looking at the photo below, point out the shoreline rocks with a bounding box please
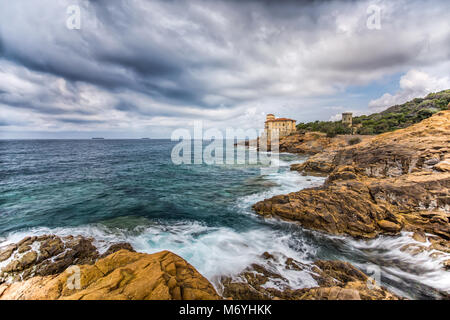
[0,249,220,300]
[253,111,450,270]
[220,252,400,300]
[0,235,134,284]
[1,112,448,300]
[253,171,449,240]
[0,235,405,300]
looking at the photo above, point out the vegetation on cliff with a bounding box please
[255,110,450,274]
[296,89,450,135]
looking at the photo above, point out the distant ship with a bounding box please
[91,137,105,140]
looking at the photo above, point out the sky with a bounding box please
[0,0,449,139]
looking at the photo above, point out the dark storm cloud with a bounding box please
[0,0,449,137]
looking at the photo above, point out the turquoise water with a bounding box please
[0,140,448,299]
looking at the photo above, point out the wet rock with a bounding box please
[428,238,450,254]
[412,232,427,243]
[400,244,427,255]
[220,256,400,300]
[16,237,37,248]
[301,286,361,300]
[377,220,402,233]
[0,250,220,300]
[17,245,31,254]
[253,181,392,239]
[443,260,450,270]
[19,251,38,270]
[254,171,449,239]
[285,257,307,271]
[0,235,137,284]
[100,242,135,259]
[312,260,367,286]
[39,236,64,259]
[0,244,17,262]
[2,260,20,273]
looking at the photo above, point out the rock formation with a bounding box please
[0,235,401,300]
[254,110,450,269]
[1,112,448,300]
[220,252,400,300]
[254,169,449,239]
[279,132,371,155]
[0,238,220,300]
[290,110,450,176]
[0,235,138,284]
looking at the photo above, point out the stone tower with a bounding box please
[342,112,353,127]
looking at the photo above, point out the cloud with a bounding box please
[0,0,449,137]
[368,70,450,111]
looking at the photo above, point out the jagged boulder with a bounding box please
[0,235,135,284]
[220,253,400,300]
[0,250,220,300]
[253,172,449,239]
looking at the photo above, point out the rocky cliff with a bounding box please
[254,110,450,270]
[0,236,220,300]
[279,132,371,155]
[290,110,450,176]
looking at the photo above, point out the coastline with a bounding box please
[1,112,449,300]
[0,149,398,300]
[251,110,450,298]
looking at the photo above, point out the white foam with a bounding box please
[0,221,319,292]
[344,232,450,294]
[236,156,325,212]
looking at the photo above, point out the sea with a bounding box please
[0,139,448,299]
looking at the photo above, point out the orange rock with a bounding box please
[255,111,450,241]
[0,250,220,300]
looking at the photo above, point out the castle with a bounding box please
[263,114,296,143]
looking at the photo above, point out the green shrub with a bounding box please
[357,126,374,135]
[326,130,337,138]
[295,89,449,136]
[348,137,361,145]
